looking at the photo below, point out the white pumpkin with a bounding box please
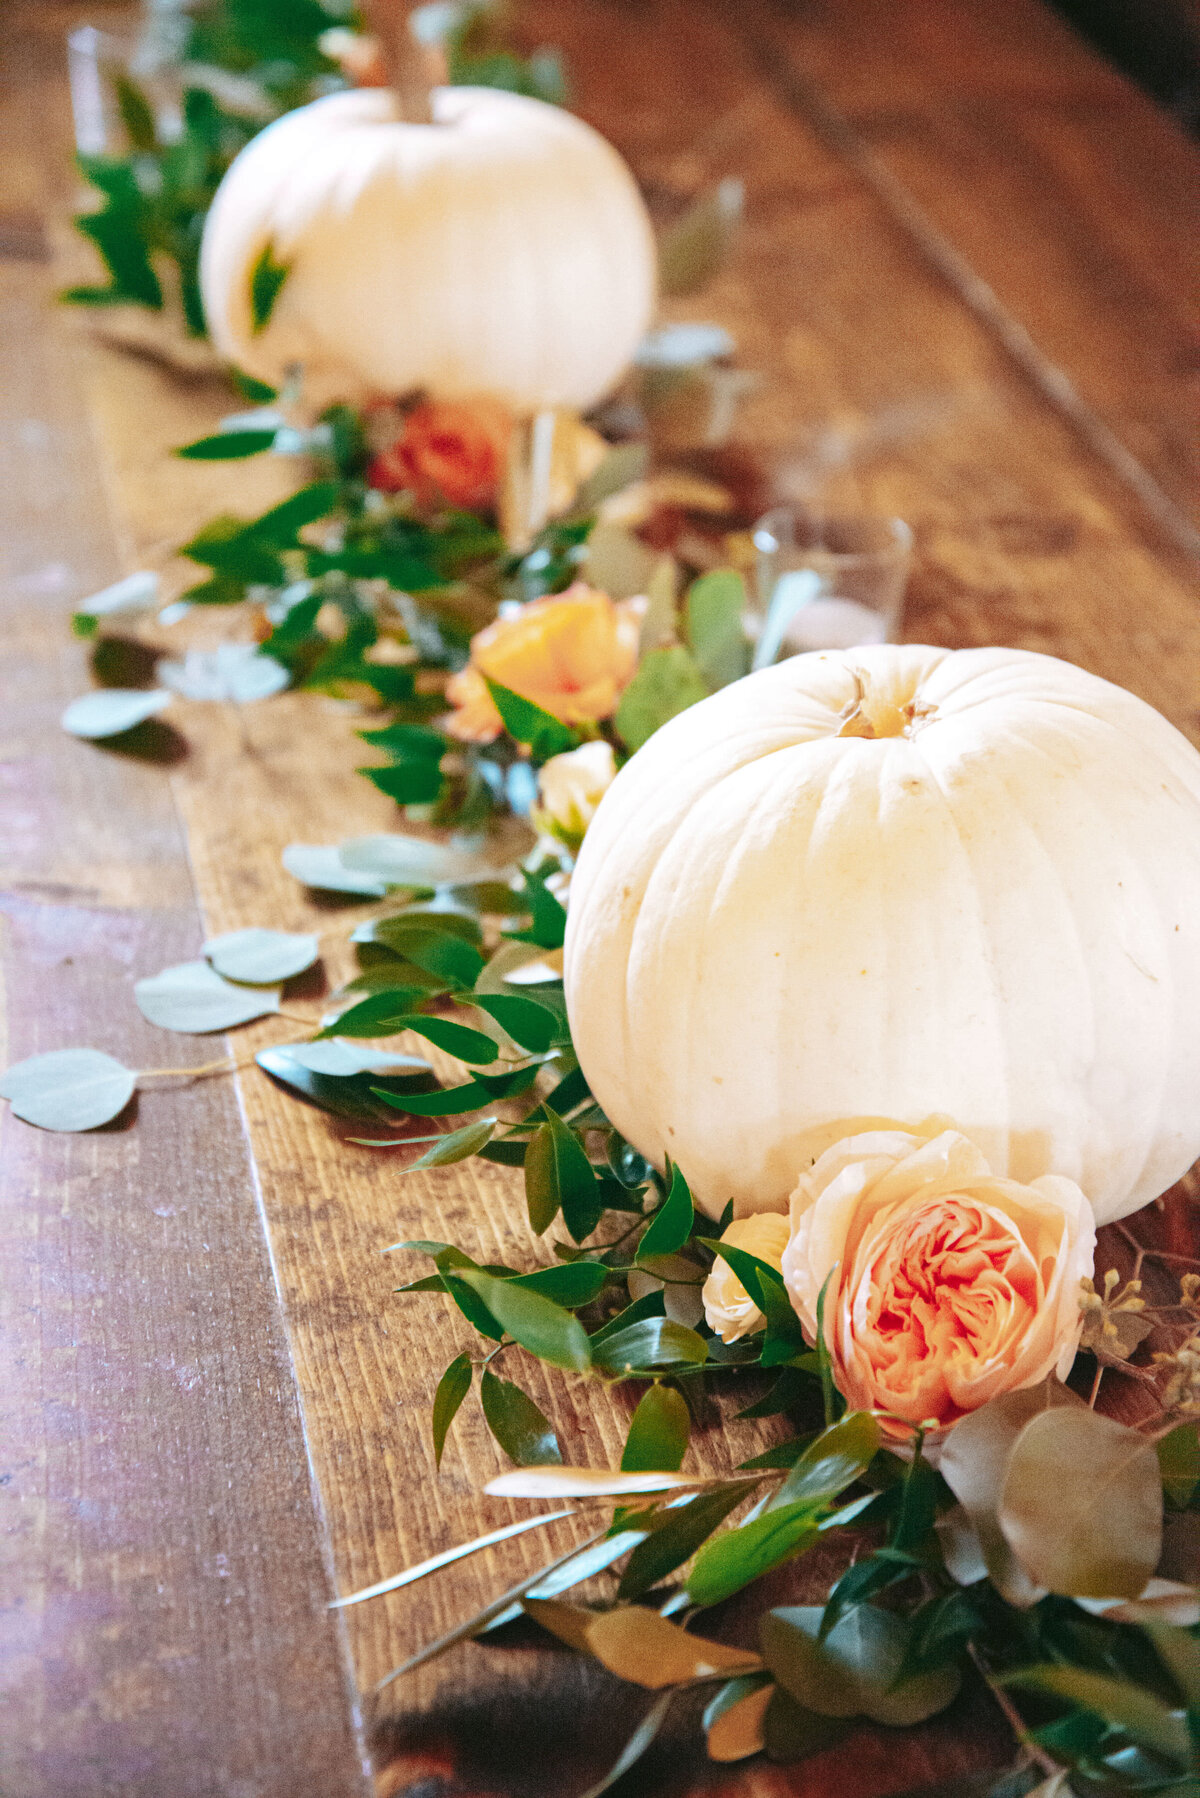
[199,86,657,413]
[564,645,1200,1225]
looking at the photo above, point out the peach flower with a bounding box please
[703,1213,791,1344]
[444,584,641,743]
[780,1128,1095,1433]
[367,398,512,511]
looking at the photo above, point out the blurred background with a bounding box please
[1050,0,1200,129]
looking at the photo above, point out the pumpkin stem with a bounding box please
[364,0,438,123]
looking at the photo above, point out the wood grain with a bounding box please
[8,0,1200,1792]
[0,13,368,1798]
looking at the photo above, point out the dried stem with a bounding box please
[364,0,435,123]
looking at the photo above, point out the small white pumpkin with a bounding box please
[564,645,1200,1225]
[199,85,657,412]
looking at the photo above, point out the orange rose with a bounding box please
[780,1127,1095,1434]
[367,398,512,511]
[444,584,641,743]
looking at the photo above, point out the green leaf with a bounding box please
[574,441,649,510]
[503,872,568,950]
[403,1117,499,1169]
[770,1413,880,1511]
[614,645,709,752]
[0,1048,136,1132]
[508,1262,608,1307]
[317,990,442,1038]
[177,430,277,461]
[459,1271,591,1372]
[483,679,577,758]
[134,960,280,1033]
[997,1406,1163,1598]
[621,1384,691,1473]
[361,761,446,806]
[524,1109,600,1241]
[377,1014,499,1065]
[358,722,448,759]
[687,1502,820,1608]
[589,1292,666,1347]
[470,992,559,1053]
[204,927,319,985]
[1001,1666,1192,1765]
[249,239,290,334]
[1160,1425,1200,1510]
[114,73,157,151]
[432,1354,473,1467]
[617,1482,758,1600]
[685,569,748,689]
[480,1368,562,1465]
[61,688,171,739]
[590,1318,708,1376]
[372,1079,494,1117]
[637,1164,694,1262]
[402,934,485,989]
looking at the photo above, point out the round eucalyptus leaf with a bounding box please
[159,644,289,703]
[272,1040,430,1077]
[204,927,320,985]
[0,1047,136,1132]
[61,688,171,739]
[281,844,387,897]
[337,832,496,885]
[135,961,281,1033]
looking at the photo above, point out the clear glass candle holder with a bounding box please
[749,504,913,666]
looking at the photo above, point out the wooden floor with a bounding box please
[1,1,1198,1794]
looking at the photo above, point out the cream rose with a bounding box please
[780,1127,1095,1433]
[703,1213,791,1344]
[535,741,618,847]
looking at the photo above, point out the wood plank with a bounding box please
[19,0,1200,1790]
[0,15,368,1798]
[732,0,1200,530]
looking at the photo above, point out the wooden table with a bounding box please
[2,1,1198,1794]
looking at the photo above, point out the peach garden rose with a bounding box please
[444,583,641,743]
[780,1127,1095,1433]
[367,397,512,511]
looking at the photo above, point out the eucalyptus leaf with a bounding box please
[762,1686,849,1763]
[704,1676,774,1763]
[998,1406,1163,1599]
[62,688,170,739]
[204,927,319,985]
[480,1368,562,1465]
[614,645,708,752]
[761,1605,961,1728]
[159,643,289,703]
[460,1270,591,1372]
[685,569,748,689]
[135,961,280,1033]
[574,441,649,510]
[1159,1425,1200,1510]
[621,1383,691,1473]
[0,1047,136,1132]
[281,844,388,897]
[338,833,495,885]
[72,570,158,633]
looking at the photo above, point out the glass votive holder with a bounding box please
[750,504,913,666]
